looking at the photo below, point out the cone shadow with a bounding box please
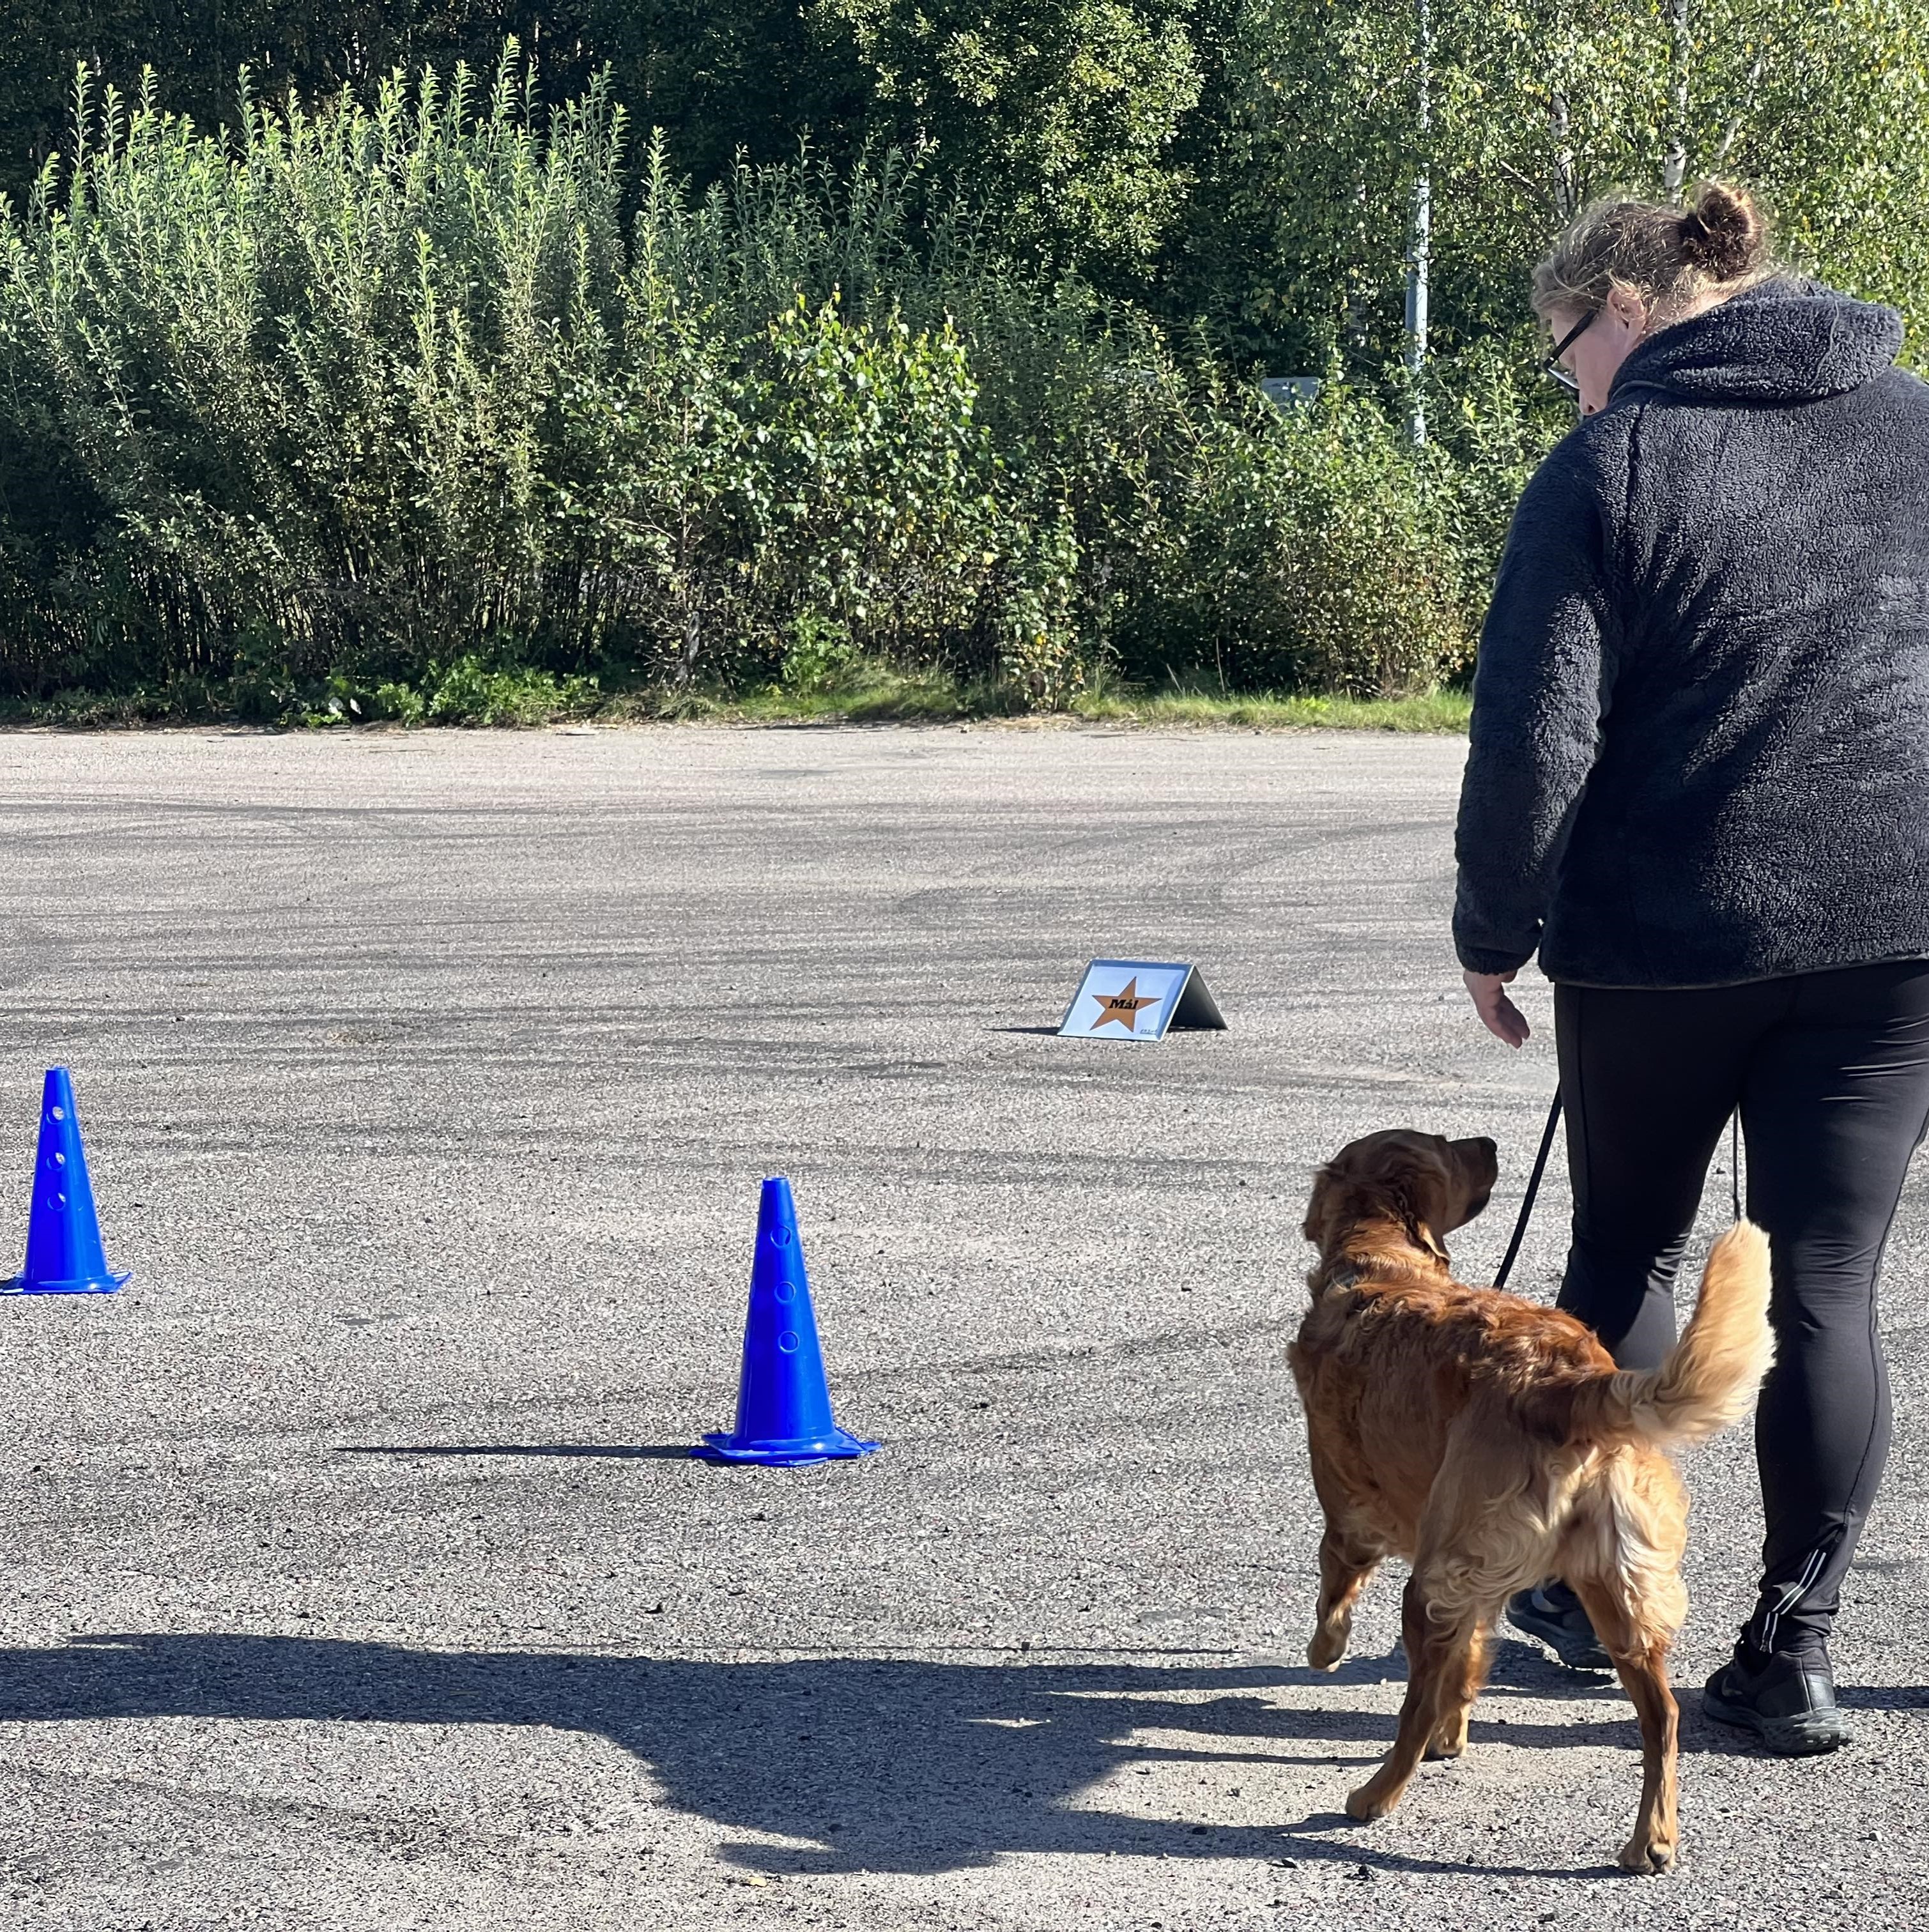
[335,1444,697,1460]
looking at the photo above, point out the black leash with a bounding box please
[1491,1095,1744,1291]
[1493,1092,1562,1289]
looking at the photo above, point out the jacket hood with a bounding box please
[1610,275,1904,406]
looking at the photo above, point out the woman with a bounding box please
[1454,180,1929,1756]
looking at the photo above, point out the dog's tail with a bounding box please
[1569,1221,1774,1448]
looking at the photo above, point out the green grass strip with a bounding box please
[1065,687,1471,732]
[0,660,1473,733]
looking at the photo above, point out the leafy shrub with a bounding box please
[422,657,602,725]
[1107,387,1473,697]
[0,50,1543,718]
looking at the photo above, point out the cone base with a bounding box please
[1,1270,128,1296]
[693,1428,879,1467]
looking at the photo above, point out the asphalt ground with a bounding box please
[0,724,1921,1932]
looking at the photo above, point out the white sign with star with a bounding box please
[1056,960,1227,1042]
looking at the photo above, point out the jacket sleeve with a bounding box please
[1453,448,1619,976]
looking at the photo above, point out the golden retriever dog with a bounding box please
[1291,1128,1772,1873]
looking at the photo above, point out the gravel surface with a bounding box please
[0,724,1921,1931]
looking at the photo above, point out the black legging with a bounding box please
[1555,961,1929,1657]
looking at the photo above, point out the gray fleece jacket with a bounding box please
[1453,275,1929,988]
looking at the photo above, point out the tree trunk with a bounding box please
[1663,0,1690,199]
[1713,45,1767,170]
[1551,86,1576,219]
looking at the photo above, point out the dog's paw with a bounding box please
[1306,1627,1348,1671]
[1616,1834,1677,1875]
[1344,1782,1396,1822]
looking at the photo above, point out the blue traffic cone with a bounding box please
[4,1068,129,1296]
[695,1177,877,1466]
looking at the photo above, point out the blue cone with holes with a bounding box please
[694,1176,877,1466]
[4,1068,129,1295]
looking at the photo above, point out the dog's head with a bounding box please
[1302,1128,1500,1268]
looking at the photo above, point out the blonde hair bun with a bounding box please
[1531,179,1775,321]
[1677,183,1768,281]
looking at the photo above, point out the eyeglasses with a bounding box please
[1542,309,1597,395]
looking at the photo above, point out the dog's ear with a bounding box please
[1301,1164,1337,1247]
[1392,1174,1453,1267]
[1379,1148,1458,1263]
[1409,1204,1451,1264]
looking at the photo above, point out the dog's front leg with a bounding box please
[1345,1574,1465,1821]
[1309,1524,1381,1671]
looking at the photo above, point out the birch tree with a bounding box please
[1221,0,1929,372]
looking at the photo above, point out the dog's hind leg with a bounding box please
[1427,1619,1492,1761]
[1309,1522,1382,1671]
[1345,1571,1475,1821]
[1571,1574,1680,1874]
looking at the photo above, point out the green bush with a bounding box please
[1094,387,1466,697]
[0,51,1549,719]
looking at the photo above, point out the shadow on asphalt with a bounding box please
[0,1636,1676,1880]
[1838,1684,1929,1709]
[337,1445,696,1460]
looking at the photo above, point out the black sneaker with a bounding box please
[1702,1644,1849,1756]
[1506,1582,1611,1672]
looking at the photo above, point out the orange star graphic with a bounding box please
[1090,976,1161,1031]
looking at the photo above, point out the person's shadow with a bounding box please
[0,1634,1643,1879]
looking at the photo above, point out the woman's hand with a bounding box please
[1463,969,1531,1047]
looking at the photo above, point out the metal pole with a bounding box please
[1405,0,1431,445]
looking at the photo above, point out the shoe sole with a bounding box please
[1702,1686,1848,1756]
